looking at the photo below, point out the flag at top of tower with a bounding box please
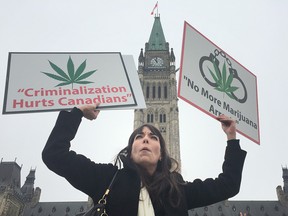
[150,1,158,15]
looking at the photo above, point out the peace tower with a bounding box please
[134,15,181,166]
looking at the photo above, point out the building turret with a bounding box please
[0,160,21,189]
[283,167,288,193]
[277,167,288,207]
[0,160,25,216]
[21,169,36,202]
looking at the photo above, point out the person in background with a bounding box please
[42,102,246,216]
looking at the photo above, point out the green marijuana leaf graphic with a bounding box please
[208,60,238,99]
[41,56,97,88]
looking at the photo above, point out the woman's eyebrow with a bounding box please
[135,132,144,136]
[149,132,158,137]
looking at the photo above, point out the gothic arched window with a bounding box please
[159,109,166,123]
[158,85,161,98]
[160,114,166,123]
[147,114,154,123]
[146,85,150,99]
[147,110,154,123]
[164,85,168,99]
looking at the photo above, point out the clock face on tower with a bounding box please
[150,57,164,67]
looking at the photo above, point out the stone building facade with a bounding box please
[0,160,40,216]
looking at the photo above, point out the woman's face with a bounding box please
[131,126,161,175]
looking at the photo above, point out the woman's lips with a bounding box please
[140,147,151,152]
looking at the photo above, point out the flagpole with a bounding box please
[156,1,158,16]
[150,1,158,16]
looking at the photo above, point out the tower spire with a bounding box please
[146,16,168,51]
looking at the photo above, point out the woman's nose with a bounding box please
[143,136,149,143]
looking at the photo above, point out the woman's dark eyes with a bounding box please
[134,134,159,141]
[151,135,159,141]
[134,134,143,139]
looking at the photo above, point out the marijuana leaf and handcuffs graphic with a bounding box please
[199,49,247,103]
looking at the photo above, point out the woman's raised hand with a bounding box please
[216,114,236,140]
[78,103,101,121]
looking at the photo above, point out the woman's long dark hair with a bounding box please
[115,124,184,208]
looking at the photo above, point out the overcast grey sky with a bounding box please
[1,0,288,202]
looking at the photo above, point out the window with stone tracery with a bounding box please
[164,85,168,99]
[159,109,166,123]
[146,85,150,99]
[147,110,154,123]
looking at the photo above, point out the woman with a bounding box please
[42,103,246,216]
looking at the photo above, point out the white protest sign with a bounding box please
[3,52,146,114]
[178,22,260,144]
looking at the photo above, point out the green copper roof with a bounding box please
[147,16,167,51]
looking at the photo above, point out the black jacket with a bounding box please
[42,107,247,216]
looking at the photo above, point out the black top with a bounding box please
[42,107,247,216]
